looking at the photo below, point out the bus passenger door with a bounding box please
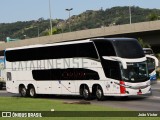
[101,60,121,94]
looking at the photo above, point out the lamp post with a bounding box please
[37,24,40,37]
[49,0,53,35]
[129,6,132,24]
[35,20,40,37]
[65,8,73,32]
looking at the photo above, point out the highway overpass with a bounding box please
[0,20,160,52]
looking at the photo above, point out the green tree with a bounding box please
[138,38,151,48]
[147,13,159,21]
[50,28,62,35]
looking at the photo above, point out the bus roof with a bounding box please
[91,37,137,41]
[6,39,91,51]
[6,37,136,51]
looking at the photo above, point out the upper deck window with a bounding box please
[6,42,98,62]
[94,40,116,57]
[93,39,144,59]
[113,40,145,58]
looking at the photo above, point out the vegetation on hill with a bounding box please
[0,6,160,41]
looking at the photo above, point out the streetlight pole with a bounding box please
[49,0,53,35]
[35,20,40,37]
[129,6,132,24]
[65,8,73,32]
[37,25,39,37]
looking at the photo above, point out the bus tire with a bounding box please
[82,87,91,100]
[29,86,36,98]
[19,85,27,97]
[0,83,3,90]
[96,86,104,101]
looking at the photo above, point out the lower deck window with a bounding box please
[32,68,99,80]
[7,72,12,81]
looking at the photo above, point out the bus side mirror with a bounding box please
[146,55,159,67]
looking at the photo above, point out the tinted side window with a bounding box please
[0,50,4,56]
[7,72,12,81]
[32,68,100,80]
[49,42,98,59]
[6,42,98,62]
[6,47,42,62]
[76,43,98,59]
[101,60,121,80]
[94,40,116,57]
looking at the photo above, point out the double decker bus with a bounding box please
[5,38,151,100]
[143,48,159,83]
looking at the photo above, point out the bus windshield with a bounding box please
[113,40,145,58]
[121,61,149,83]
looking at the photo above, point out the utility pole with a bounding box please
[129,6,132,24]
[49,0,53,35]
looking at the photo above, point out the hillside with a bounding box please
[0,6,160,41]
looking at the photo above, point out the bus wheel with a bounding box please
[0,83,3,90]
[82,87,91,100]
[96,86,104,101]
[19,85,27,97]
[29,86,36,98]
